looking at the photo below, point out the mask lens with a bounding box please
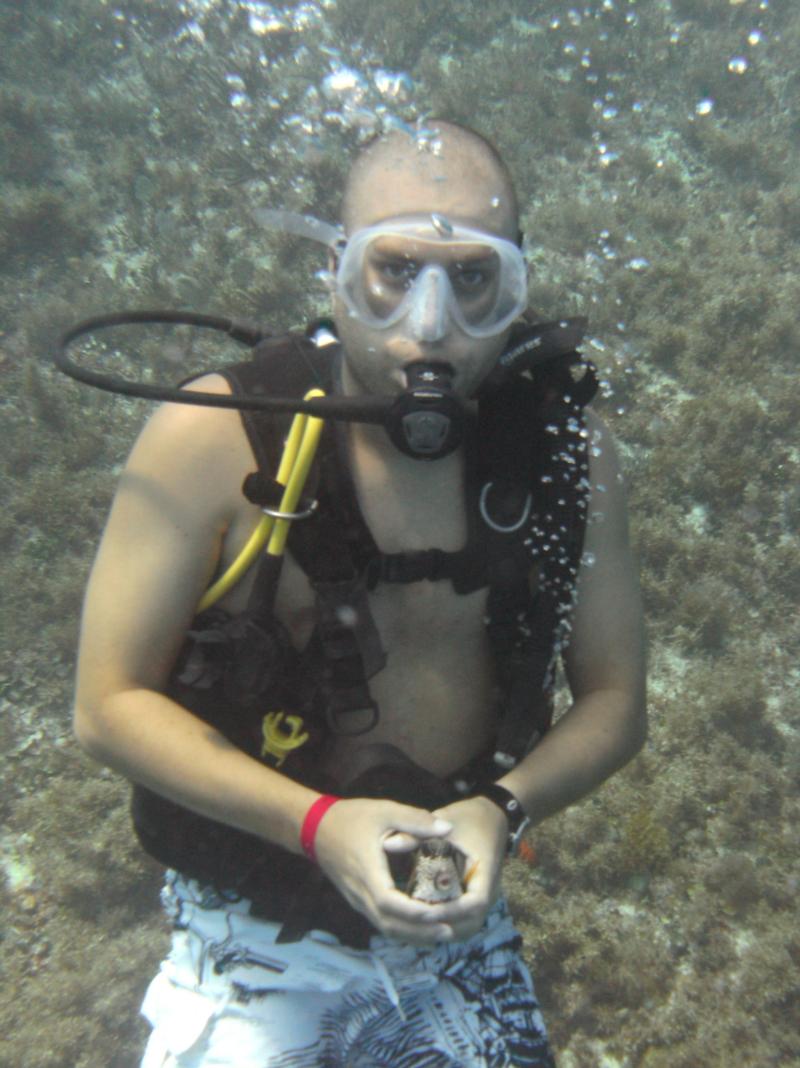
[362,236,425,320]
[337,220,527,337]
[448,246,501,327]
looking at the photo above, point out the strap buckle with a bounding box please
[479,482,532,534]
[261,499,319,522]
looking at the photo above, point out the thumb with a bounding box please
[383,831,419,854]
[385,803,453,839]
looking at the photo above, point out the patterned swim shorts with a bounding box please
[140,872,555,1068]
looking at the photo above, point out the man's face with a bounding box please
[333,137,521,399]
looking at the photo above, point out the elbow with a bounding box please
[73,699,112,765]
[73,708,99,760]
[627,692,648,757]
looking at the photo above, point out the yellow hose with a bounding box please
[196,389,326,613]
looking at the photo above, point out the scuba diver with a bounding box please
[70,121,646,1067]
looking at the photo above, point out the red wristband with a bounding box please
[300,794,341,862]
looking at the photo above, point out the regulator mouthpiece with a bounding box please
[386,361,464,460]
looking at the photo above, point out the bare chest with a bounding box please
[219,445,496,773]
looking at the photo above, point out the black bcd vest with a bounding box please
[131,318,597,946]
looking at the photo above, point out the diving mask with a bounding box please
[334,214,528,341]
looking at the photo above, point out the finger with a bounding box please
[382,831,420,853]
[377,919,455,946]
[381,804,453,838]
[366,888,457,943]
[375,885,456,924]
[426,901,487,943]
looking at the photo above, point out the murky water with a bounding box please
[1,2,798,1065]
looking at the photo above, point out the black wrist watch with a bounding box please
[474,783,531,856]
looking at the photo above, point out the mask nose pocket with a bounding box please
[140,971,216,1066]
[406,265,450,342]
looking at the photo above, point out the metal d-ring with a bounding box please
[262,499,319,522]
[479,482,532,534]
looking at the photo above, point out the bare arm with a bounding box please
[74,378,323,852]
[75,380,453,941]
[423,410,647,944]
[499,410,647,823]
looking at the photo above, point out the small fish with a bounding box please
[406,838,468,903]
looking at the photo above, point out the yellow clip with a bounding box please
[261,711,309,767]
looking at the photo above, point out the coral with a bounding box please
[702,852,762,915]
[0,187,94,270]
[0,89,55,184]
[619,806,672,877]
[705,661,776,749]
[671,575,736,651]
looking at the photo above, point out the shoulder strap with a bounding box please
[219,332,389,737]
[217,330,332,475]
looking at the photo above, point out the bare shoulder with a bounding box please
[125,373,252,517]
[76,374,256,703]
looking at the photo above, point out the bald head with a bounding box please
[341,121,520,241]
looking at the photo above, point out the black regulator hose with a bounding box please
[55,309,464,459]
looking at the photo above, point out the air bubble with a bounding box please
[291,2,323,30]
[598,145,620,167]
[728,56,749,74]
[322,67,368,106]
[374,69,414,104]
[336,605,358,627]
[247,7,286,35]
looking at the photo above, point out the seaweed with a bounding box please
[2,1,799,1064]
